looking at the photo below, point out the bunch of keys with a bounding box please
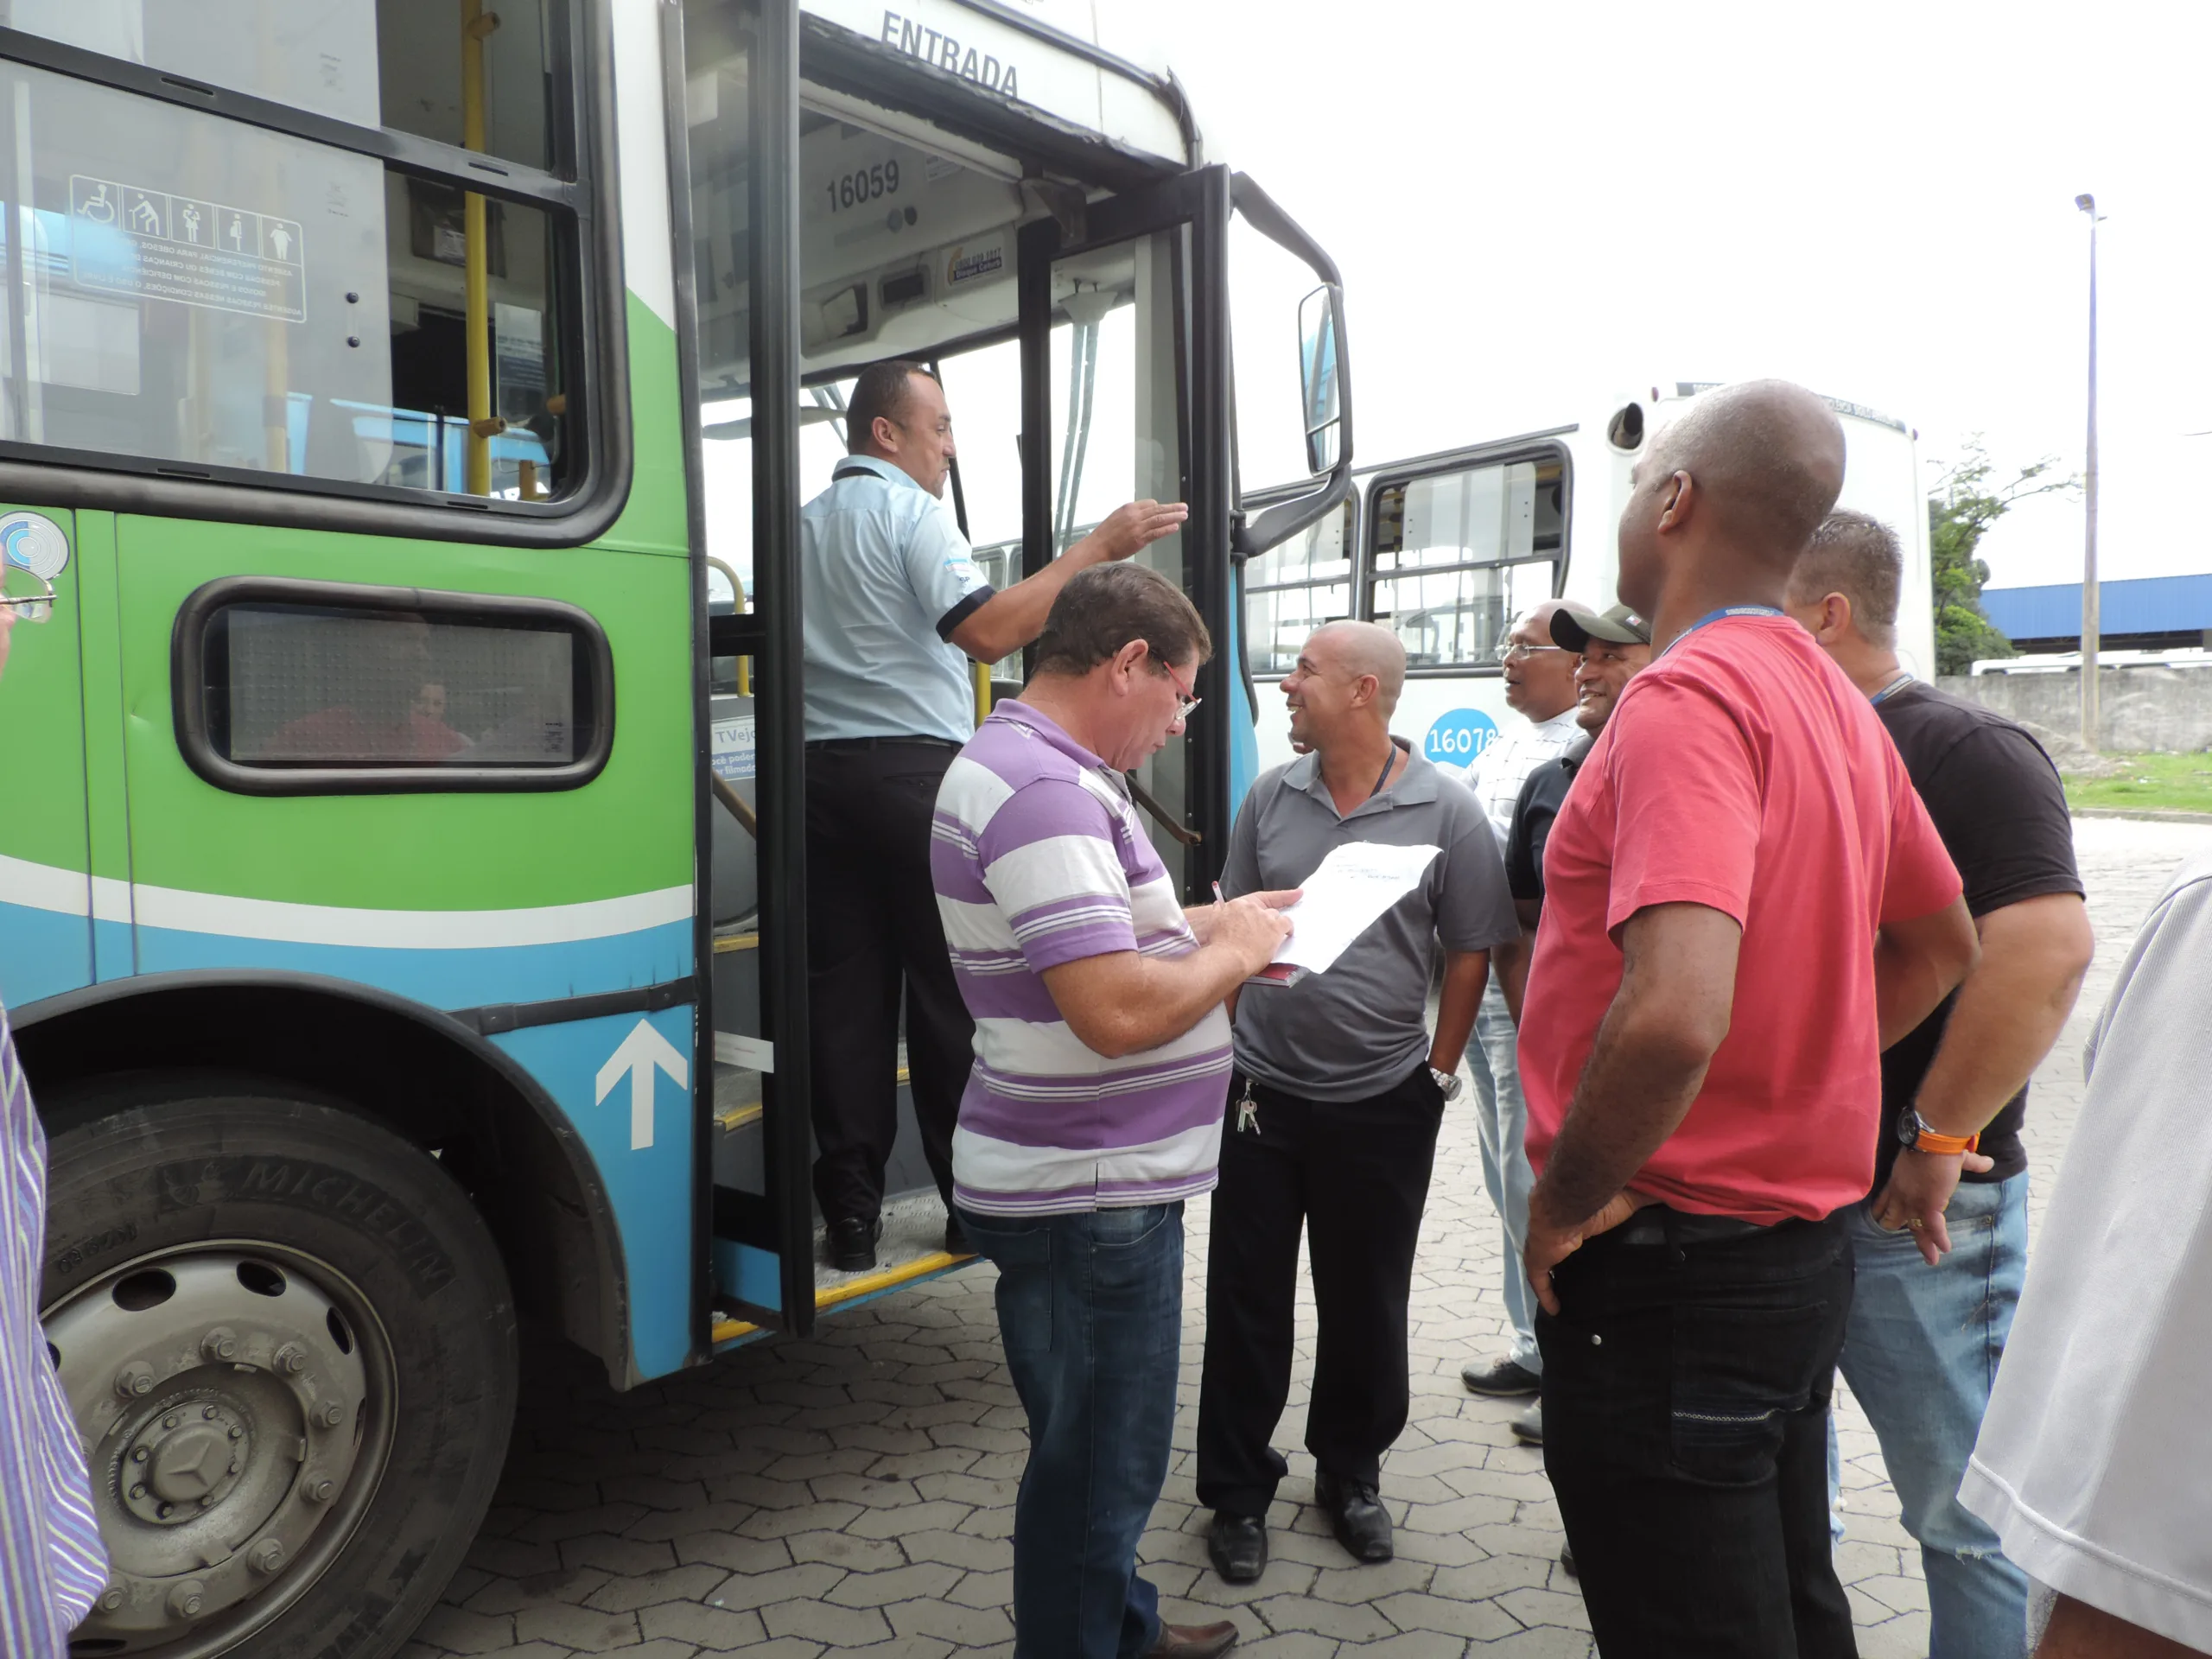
[1233,1080,1260,1135]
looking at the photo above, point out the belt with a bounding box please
[805,735,963,752]
[1611,1206,1775,1249]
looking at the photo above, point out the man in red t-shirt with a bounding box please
[1516,381,1978,1659]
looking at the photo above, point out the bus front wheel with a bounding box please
[41,1087,518,1659]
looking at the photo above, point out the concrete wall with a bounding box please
[1938,668,2212,756]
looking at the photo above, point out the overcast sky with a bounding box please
[1160,0,2210,594]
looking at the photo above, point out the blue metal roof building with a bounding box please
[1980,575,2212,649]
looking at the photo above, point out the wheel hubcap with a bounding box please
[47,1248,393,1656]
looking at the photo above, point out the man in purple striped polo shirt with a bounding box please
[0,597,110,1654]
[933,563,1296,1659]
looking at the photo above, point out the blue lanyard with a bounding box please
[1871,673,1916,706]
[1660,604,1783,657]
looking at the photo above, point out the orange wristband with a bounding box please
[1912,1128,1980,1156]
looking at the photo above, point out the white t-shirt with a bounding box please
[1960,851,2212,1650]
[1461,706,1582,849]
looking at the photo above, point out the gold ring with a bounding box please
[1905,1218,1924,1230]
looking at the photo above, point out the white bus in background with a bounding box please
[1240,384,1935,777]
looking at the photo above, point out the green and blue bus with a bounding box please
[0,2,1351,1651]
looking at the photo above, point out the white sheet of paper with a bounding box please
[1269,841,1441,976]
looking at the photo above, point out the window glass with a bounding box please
[1367,459,1565,667]
[0,0,556,168]
[377,0,554,169]
[1247,581,1351,677]
[0,60,571,497]
[205,602,594,768]
[1374,462,1537,572]
[1371,561,1556,670]
[1243,498,1352,677]
[1248,496,1351,589]
[936,336,1021,550]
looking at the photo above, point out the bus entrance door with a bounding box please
[1018,172,1230,893]
[1017,167,1355,893]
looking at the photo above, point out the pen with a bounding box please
[1211,881,1225,905]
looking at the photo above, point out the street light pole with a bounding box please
[2075,192,2101,752]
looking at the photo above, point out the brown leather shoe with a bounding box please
[1146,1619,1240,1657]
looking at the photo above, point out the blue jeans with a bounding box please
[957,1202,1184,1659]
[1837,1174,2031,1659]
[1469,982,1541,1373]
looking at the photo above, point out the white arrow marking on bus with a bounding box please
[594,1020,689,1151]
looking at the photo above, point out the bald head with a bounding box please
[1308,620,1408,713]
[1649,380,1847,569]
[1283,620,1408,759]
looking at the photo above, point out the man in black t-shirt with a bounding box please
[1788,511,2095,1659]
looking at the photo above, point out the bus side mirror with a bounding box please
[1299,284,1344,475]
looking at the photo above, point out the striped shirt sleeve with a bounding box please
[975,778,1139,971]
[0,1007,110,1653]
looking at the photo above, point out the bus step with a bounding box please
[712,1065,765,1190]
[810,1190,975,1311]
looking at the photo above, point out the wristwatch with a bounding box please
[1896,1108,1978,1156]
[1428,1066,1464,1102]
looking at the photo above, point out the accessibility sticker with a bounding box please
[0,512,67,580]
[68,175,305,324]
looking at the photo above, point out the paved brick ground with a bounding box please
[398,819,2210,1659]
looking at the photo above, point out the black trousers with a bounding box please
[804,741,976,1224]
[1539,1209,1857,1659]
[1195,1063,1446,1516]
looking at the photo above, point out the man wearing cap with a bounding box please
[1497,604,1654,1021]
[1459,601,1584,1410]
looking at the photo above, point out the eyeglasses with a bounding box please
[0,571,54,620]
[1501,643,1571,663]
[1159,655,1203,721]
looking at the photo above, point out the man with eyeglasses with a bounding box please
[1198,620,1516,1583]
[800,358,1186,1270]
[935,561,1295,1659]
[1457,601,1586,1427]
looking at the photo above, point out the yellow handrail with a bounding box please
[461,1,499,496]
[706,555,752,697]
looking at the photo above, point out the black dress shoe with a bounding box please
[1145,1620,1239,1657]
[827,1215,882,1271]
[1461,1356,1541,1397]
[1207,1511,1267,1583]
[1313,1471,1392,1563]
[1510,1402,1544,1446]
[1560,1541,1578,1578]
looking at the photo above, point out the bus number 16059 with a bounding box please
[826,160,901,212]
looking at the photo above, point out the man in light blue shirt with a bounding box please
[802,359,1185,1268]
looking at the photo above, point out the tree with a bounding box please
[1927,441,2080,677]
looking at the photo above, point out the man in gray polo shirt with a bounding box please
[1197,620,1516,1583]
[803,359,1185,1269]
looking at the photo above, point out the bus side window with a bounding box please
[0,3,582,505]
[1366,458,1565,669]
[1244,498,1354,678]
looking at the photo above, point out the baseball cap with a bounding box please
[1551,603,1652,652]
